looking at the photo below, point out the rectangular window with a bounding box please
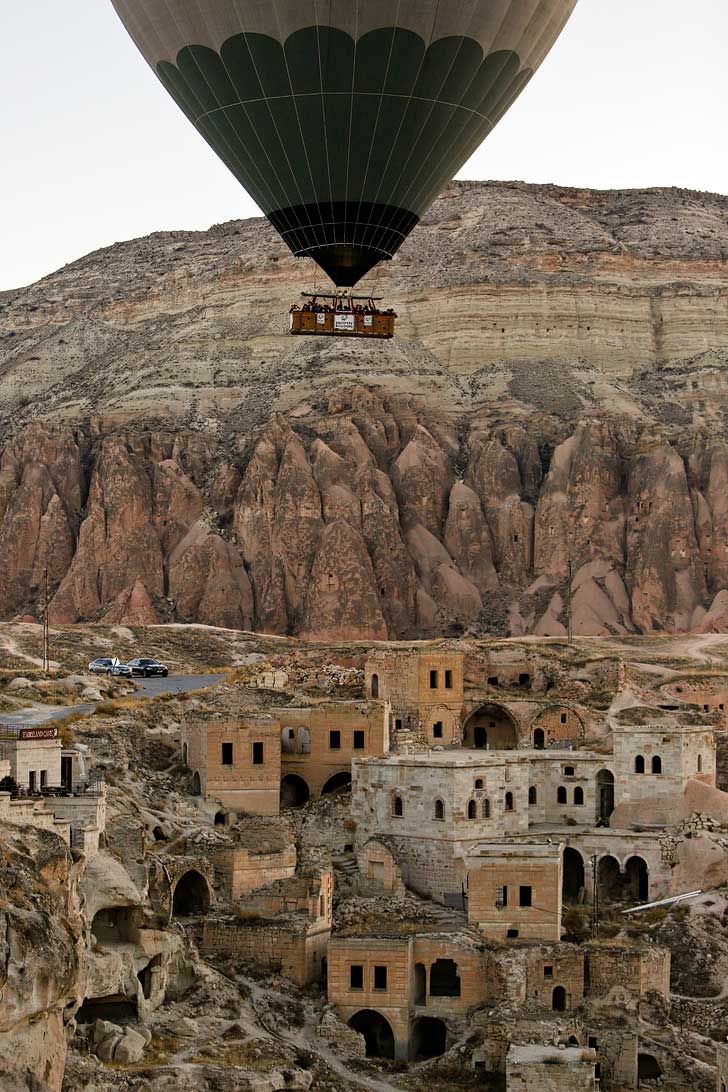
[445,669,453,689]
[353,730,365,750]
[40,770,47,788]
[329,730,341,750]
[350,965,364,990]
[544,965,553,980]
[252,742,264,765]
[221,742,233,766]
[519,885,533,907]
[28,770,36,793]
[433,721,443,738]
[560,712,568,724]
[373,965,388,990]
[429,669,438,689]
[496,885,508,908]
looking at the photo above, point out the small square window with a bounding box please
[350,965,363,990]
[329,730,341,750]
[221,742,233,766]
[429,669,438,689]
[544,965,553,980]
[374,965,387,990]
[564,766,575,777]
[519,885,532,907]
[496,885,508,908]
[395,718,403,731]
[353,730,365,749]
[445,670,453,689]
[433,721,443,739]
[507,929,519,939]
[252,742,264,765]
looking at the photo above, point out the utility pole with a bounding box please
[566,556,574,644]
[42,567,49,675]
[591,855,599,939]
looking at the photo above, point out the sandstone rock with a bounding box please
[111,1026,147,1064]
[101,577,159,626]
[169,521,253,630]
[300,520,387,642]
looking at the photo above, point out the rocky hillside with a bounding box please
[2,181,728,638]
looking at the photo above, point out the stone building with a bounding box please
[352,752,530,903]
[211,819,297,899]
[181,713,281,815]
[279,700,389,805]
[365,650,464,744]
[467,842,563,941]
[506,1044,599,1091]
[584,944,670,1003]
[526,751,615,826]
[0,723,63,791]
[612,709,716,809]
[202,868,332,986]
[327,929,487,1060]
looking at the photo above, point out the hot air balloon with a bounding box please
[111,1,578,292]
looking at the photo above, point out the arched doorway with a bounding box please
[411,1017,447,1060]
[214,811,227,826]
[321,771,352,796]
[637,1053,662,1083]
[191,771,201,796]
[596,770,614,822]
[597,856,622,903]
[552,985,567,1011]
[562,848,585,902]
[348,1010,395,1059]
[625,856,649,902]
[533,728,545,750]
[172,871,210,917]
[463,704,518,750]
[280,774,310,808]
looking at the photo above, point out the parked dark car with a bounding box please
[128,658,169,678]
[89,658,114,675]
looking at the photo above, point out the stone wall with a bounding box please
[0,734,62,789]
[182,714,281,814]
[585,945,670,1001]
[212,843,297,900]
[613,721,716,808]
[506,1045,598,1091]
[202,918,328,986]
[528,753,614,827]
[365,651,463,743]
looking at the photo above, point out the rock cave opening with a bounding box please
[90,906,139,945]
[172,870,211,918]
[348,1010,395,1059]
[76,996,138,1025]
[637,1053,662,1083]
[411,1017,447,1060]
[280,774,310,808]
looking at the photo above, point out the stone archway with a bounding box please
[411,1017,447,1060]
[562,848,585,902]
[321,771,352,796]
[348,1010,395,1059]
[172,870,211,918]
[280,774,310,808]
[597,855,622,903]
[463,704,519,750]
[625,856,649,902]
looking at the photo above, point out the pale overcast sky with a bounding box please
[0,0,725,290]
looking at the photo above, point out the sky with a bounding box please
[0,0,725,291]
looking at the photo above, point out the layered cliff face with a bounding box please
[0,827,84,1091]
[2,181,728,638]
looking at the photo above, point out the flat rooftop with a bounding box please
[355,748,609,767]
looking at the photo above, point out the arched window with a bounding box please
[482,799,491,819]
[434,799,445,821]
[574,786,584,805]
[552,986,567,1011]
[474,778,483,789]
[533,728,545,750]
[393,795,403,817]
[504,792,514,812]
[697,754,703,773]
[635,755,645,774]
[371,673,379,698]
[652,755,662,774]
[557,786,567,804]
[528,786,537,805]
[467,799,477,820]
